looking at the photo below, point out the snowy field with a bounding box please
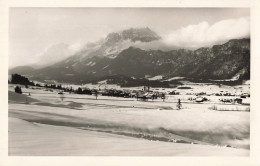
[8,84,250,156]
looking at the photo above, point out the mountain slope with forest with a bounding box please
[9,27,250,85]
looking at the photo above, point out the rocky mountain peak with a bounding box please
[105,27,160,44]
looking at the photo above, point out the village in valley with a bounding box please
[9,73,250,108]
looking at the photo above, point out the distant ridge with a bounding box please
[9,66,35,75]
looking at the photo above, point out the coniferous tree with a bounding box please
[14,86,22,94]
[77,87,83,94]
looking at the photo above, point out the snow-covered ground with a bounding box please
[8,84,250,156]
[9,117,248,156]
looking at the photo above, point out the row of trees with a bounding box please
[44,84,63,90]
[75,87,92,95]
[44,85,94,95]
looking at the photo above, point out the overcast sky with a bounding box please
[9,8,250,68]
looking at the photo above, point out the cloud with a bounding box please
[68,43,84,52]
[26,42,85,69]
[163,17,250,48]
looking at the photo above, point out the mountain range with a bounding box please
[9,27,250,86]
